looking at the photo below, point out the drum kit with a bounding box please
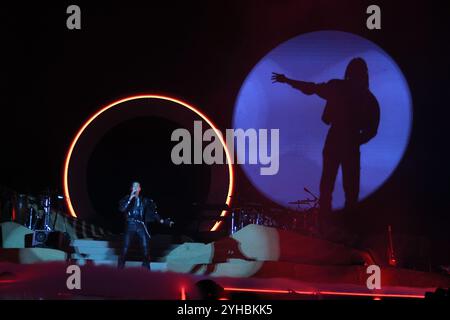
[229,203,276,234]
[205,187,320,235]
[18,191,65,231]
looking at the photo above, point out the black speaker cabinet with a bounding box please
[25,230,70,251]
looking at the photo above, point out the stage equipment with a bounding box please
[40,194,52,231]
[25,230,70,250]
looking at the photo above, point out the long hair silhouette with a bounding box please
[345,57,369,89]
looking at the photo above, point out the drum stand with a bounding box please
[41,196,52,231]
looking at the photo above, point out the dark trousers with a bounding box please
[319,146,360,216]
[118,221,151,269]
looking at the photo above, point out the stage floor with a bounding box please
[0,261,437,300]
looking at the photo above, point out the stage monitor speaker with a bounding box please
[24,230,70,251]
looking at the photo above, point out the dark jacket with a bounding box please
[291,79,380,150]
[118,195,162,224]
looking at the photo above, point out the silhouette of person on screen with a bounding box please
[272,58,380,223]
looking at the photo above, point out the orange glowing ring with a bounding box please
[63,94,234,231]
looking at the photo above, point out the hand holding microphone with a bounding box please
[129,190,137,201]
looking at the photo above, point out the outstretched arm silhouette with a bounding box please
[272,72,321,96]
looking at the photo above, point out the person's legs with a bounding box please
[118,222,135,269]
[342,149,360,210]
[319,148,340,210]
[138,224,151,270]
[318,148,340,235]
[340,148,361,239]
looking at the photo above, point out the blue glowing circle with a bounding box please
[233,31,412,209]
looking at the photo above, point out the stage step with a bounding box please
[71,249,176,262]
[71,239,179,249]
[69,237,181,264]
[71,259,168,270]
[71,239,120,248]
[72,243,179,255]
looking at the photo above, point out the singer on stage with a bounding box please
[118,181,173,270]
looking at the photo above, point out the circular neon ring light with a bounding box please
[63,94,234,231]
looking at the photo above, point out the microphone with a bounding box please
[129,190,137,201]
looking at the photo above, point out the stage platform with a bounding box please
[0,261,441,300]
[1,222,448,299]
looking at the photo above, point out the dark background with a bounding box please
[85,116,212,233]
[1,1,449,254]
